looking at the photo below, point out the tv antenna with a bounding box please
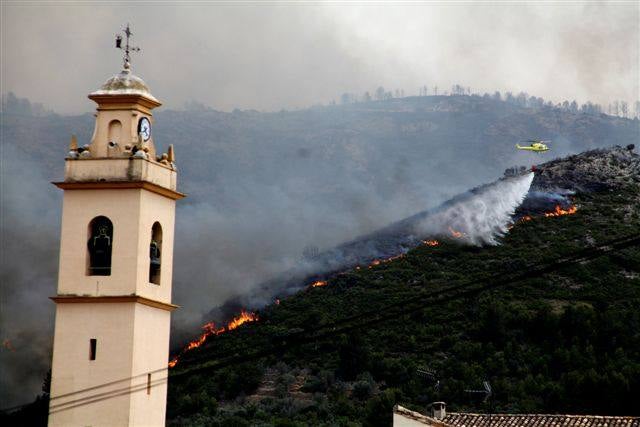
[465,380,493,424]
[464,380,492,402]
[115,24,140,70]
[417,367,441,400]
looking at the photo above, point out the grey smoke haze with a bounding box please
[0,105,501,407]
[0,93,636,407]
[220,172,536,313]
[1,0,639,409]
[0,145,60,407]
[1,2,638,114]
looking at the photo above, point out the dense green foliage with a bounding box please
[166,185,640,426]
[2,92,638,425]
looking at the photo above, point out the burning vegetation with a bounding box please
[169,309,258,368]
[169,198,579,369]
[163,147,639,425]
[172,201,579,367]
[544,204,578,217]
[448,226,465,238]
[368,254,405,269]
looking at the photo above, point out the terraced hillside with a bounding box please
[165,146,640,426]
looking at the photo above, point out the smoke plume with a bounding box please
[216,172,535,314]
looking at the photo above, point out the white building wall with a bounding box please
[57,187,176,303]
[48,302,136,426]
[128,303,172,426]
[57,189,142,296]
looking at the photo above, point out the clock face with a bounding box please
[138,117,151,141]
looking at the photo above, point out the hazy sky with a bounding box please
[1,1,638,114]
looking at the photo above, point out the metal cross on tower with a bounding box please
[115,24,140,70]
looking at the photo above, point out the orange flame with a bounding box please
[508,215,533,229]
[368,254,405,269]
[448,226,465,238]
[544,205,578,217]
[311,280,327,288]
[423,239,440,246]
[168,309,258,368]
[227,310,258,331]
[508,206,577,231]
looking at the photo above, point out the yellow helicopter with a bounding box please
[516,140,550,153]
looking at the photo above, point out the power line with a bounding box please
[2,233,637,415]
[47,234,640,412]
[55,234,640,412]
[165,233,640,377]
[170,232,640,368]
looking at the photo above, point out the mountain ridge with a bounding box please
[164,146,640,425]
[1,94,639,419]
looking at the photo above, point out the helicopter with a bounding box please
[516,140,550,153]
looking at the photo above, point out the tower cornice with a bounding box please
[88,93,162,111]
[59,156,181,195]
[50,295,179,312]
[53,180,186,200]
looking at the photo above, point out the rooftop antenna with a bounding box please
[417,367,447,420]
[464,380,493,424]
[115,24,140,71]
[417,367,441,400]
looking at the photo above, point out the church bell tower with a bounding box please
[48,26,184,426]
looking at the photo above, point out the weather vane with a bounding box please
[115,24,140,70]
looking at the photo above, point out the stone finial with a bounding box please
[167,144,175,163]
[67,135,79,159]
[69,135,78,151]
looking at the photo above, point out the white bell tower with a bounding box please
[48,26,184,427]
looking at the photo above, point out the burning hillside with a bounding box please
[169,164,586,369]
[169,310,257,368]
[212,171,535,311]
[167,146,640,425]
[175,146,634,367]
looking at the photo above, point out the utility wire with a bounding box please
[4,232,631,416]
[51,235,640,416]
[171,233,640,381]
[58,235,640,413]
[169,232,640,368]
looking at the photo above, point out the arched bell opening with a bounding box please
[107,119,122,149]
[87,216,113,276]
[149,222,162,285]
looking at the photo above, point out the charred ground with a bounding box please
[166,146,640,426]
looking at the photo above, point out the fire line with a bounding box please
[169,204,578,368]
[169,309,257,368]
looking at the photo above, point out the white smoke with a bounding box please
[417,172,534,246]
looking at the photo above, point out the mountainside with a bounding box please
[3,95,638,201]
[1,94,639,413]
[166,146,640,426]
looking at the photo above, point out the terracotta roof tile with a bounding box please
[442,413,640,427]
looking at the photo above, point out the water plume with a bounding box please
[417,172,535,245]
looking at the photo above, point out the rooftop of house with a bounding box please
[394,405,640,427]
